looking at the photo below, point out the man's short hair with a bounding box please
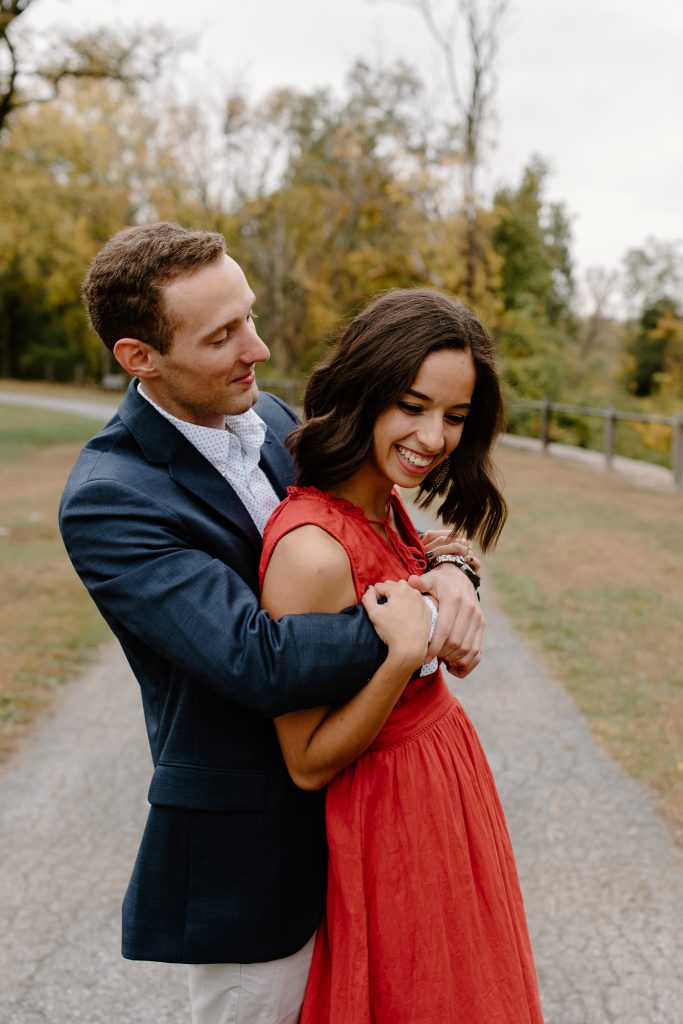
[82,222,227,354]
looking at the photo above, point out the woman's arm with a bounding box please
[261,525,431,791]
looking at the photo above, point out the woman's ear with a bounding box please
[112,338,162,379]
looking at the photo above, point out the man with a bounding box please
[59,222,483,1024]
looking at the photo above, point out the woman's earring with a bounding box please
[430,457,450,488]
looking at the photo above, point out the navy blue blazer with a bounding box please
[59,381,385,964]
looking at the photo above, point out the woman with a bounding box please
[259,288,543,1023]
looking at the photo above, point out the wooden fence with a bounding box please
[510,399,683,489]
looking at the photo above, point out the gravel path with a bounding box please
[3,605,682,1023]
[2,389,683,1022]
[0,389,119,421]
[0,644,189,1024]
[467,594,683,1024]
[500,433,678,493]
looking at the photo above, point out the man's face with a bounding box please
[145,255,270,427]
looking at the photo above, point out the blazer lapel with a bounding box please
[118,381,263,550]
[258,427,296,500]
[168,443,263,549]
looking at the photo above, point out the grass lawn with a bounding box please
[0,376,125,402]
[0,403,111,758]
[489,446,683,839]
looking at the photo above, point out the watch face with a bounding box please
[428,553,479,585]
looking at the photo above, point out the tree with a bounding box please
[0,0,176,133]
[0,77,213,380]
[375,0,510,304]
[619,239,683,400]
[624,297,683,399]
[578,267,618,357]
[491,158,577,397]
[568,266,622,399]
[0,0,32,129]
[622,238,683,316]
[223,62,440,376]
[493,158,574,324]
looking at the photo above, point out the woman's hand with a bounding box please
[421,529,481,573]
[275,578,432,791]
[362,578,432,670]
[409,564,483,678]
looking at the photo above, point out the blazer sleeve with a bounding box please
[59,475,386,718]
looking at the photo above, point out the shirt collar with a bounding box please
[137,382,267,454]
[225,411,267,452]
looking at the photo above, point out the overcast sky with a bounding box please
[26,0,683,294]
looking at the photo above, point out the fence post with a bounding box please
[540,400,552,452]
[604,408,617,469]
[672,415,683,489]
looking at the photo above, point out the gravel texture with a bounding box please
[3,590,683,1023]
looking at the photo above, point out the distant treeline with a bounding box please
[1,10,682,439]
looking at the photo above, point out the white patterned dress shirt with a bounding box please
[138,384,280,535]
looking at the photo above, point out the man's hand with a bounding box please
[408,563,483,678]
[420,529,481,573]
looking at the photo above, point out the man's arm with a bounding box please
[59,477,386,718]
[409,564,483,677]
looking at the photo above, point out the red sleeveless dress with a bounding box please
[259,487,544,1024]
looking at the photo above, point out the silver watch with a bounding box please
[425,553,480,593]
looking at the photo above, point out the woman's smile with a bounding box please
[394,444,438,473]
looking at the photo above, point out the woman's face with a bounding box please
[369,348,476,491]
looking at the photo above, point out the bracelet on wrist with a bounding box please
[425,553,481,594]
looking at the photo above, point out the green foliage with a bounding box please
[492,157,574,325]
[491,157,578,398]
[2,37,677,428]
[623,297,683,399]
[619,238,683,403]
[0,78,212,381]
[496,302,574,398]
[225,62,437,375]
[0,264,92,380]
[0,38,588,395]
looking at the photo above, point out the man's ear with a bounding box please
[113,338,162,379]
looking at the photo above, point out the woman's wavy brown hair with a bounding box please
[289,288,507,550]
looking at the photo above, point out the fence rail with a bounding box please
[510,399,683,489]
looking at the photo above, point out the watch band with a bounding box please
[425,553,481,593]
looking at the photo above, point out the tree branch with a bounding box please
[1,17,179,132]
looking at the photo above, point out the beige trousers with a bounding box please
[187,931,316,1024]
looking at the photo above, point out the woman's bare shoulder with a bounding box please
[261,525,356,615]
